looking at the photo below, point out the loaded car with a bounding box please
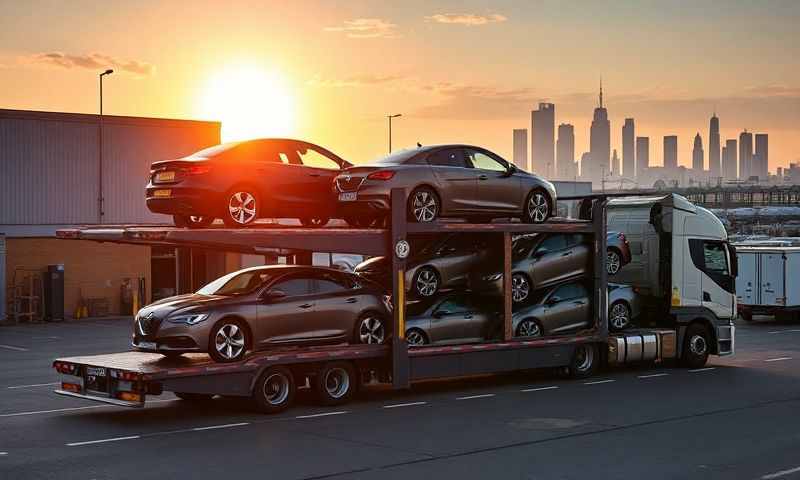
[132,265,392,363]
[146,138,352,228]
[404,294,501,346]
[333,144,557,226]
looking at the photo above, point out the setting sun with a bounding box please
[198,65,294,142]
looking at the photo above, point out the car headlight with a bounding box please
[483,273,503,281]
[167,313,209,325]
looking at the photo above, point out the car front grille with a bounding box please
[137,314,162,337]
[336,176,365,192]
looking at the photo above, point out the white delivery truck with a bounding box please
[735,246,800,321]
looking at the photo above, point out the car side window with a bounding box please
[466,149,507,172]
[550,284,580,303]
[427,149,470,168]
[296,147,341,170]
[436,297,469,314]
[568,234,587,248]
[270,277,313,296]
[535,235,567,255]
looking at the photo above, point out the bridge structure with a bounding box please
[601,184,800,209]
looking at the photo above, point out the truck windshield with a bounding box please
[197,268,275,296]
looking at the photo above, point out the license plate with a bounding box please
[153,189,171,198]
[85,366,108,393]
[155,171,175,182]
[86,366,106,377]
[138,341,157,350]
[338,192,357,202]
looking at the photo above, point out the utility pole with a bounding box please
[387,113,402,154]
[98,69,113,223]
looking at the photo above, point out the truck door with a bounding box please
[688,239,735,319]
[759,253,785,307]
[736,252,758,305]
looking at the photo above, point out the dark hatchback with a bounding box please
[146,138,352,228]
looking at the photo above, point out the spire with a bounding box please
[599,76,603,108]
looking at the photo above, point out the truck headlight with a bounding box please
[167,313,209,325]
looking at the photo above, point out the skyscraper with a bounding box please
[580,152,592,180]
[739,130,753,179]
[692,133,704,172]
[622,118,635,178]
[512,129,528,170]
[722,139,737,180]
[611,149,620,176]
[556,123,575,180]
[531,103,555,177]
[709,113,720,178]
[755,133,769,180]
[636,136,649,178]
[663,135,678,170]
[589,80,610,183]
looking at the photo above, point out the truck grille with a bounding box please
[336,175,364,192]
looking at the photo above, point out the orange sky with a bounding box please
[1,0,798,173]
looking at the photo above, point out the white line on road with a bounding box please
[383,401,427,409]
[584,379,615,385]
[67,435,140,447]
[0,399,178,418]
[768,329,800,334]
[6,382,59,390]
[521,386,559,392]
[764,357,792,362]
[456,394,496,400]
[0,452,7,455]
[0,344,28,352]
[688,367,716,373]
[638,373,669,379]
[761,465,800,479]
[192,422,249,431]
[295,411,348,419]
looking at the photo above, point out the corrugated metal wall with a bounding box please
[0,109,220,225]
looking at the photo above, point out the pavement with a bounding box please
[1,316,800,479]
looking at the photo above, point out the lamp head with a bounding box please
[101,69,114,76]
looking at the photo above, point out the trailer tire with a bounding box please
[567,343,598,378]
[680,323,711,368]
[314,361,358,406]
[174,392,214,402]
[252,366,295,414]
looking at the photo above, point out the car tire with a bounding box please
[680,323,711,369]
[511,273,531,304]
[515,318,542,338]
[408,187,440,223]
[345,216,379,228]
[413,267,439,298]
[406,328,429,347]
[300,217,330,228]
[606,248,622,275]
[608,301,631,332]
[252,366,295,414]
[173,215,214,229]
[523,189,551,224]
[223,187,260,227]
[174,392,213,402]
[567,343,598,378]
[314,361,358,406]
[355,312,388,344]
[208,319,249,363]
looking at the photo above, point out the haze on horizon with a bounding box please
[1,0,798,173]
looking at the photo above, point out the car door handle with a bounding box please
[561,252,571,256]
[308,172,321,177]
[573,301,586,305]
[702,292,711,301]
[478,174,488,180]
[299,303,313,309]
[345,297,358,304]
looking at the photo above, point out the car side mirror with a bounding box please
[433,310,450,318]
[545,297,559,306]
[533,249,547,259]
[503,164,516,177]
[263,289,287,302]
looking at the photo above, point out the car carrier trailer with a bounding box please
[51,190,730,413]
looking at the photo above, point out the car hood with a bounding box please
[137,293,231,319]
[354,256,388,274]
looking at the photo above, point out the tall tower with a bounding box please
[636,136,649,179]
[589,78,610,184]
[663,135,678,170]
[622,118,635,178]
[611,149,620,176]
[722,138,737,180]
[739,130,753,179]
[709,113,720,178]
[531,103,555,177]
[755,133,768,180]
[556,123,575,180]
[512,129,528,170]
[692,133,704,172]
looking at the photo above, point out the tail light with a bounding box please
[367,171,395,181]
[54,361,78,375]
[110,369,143,382]
[183,165,212,175]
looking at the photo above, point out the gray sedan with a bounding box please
[404,294,501,346]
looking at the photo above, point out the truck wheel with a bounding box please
[252,366,295,414]
[680,324,710,368]
[314,361,358,406]
[567,343,598,378]
[174,391,214,402]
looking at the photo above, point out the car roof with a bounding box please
[232,265,351,276]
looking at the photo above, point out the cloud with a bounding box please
[742,85,800,98]
[424,13,507,26]
[324,18,399,38]
[307,74,406,88]
[414,82,541,119]
[24,52,154,76]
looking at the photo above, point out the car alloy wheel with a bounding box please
[410,188,438,223]
[358,315,386,344]
[214,323,246,361]
[606,250,621,275]
[406,329,427,346]
[516,319,542,338]
[511,273,530,303]
[228,191,257,225]
[609,302,631,331]
[526,191,550,223]
[415,268,439,297]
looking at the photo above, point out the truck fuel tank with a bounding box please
[608,329,677,365]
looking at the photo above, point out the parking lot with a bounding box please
[0,317,799,479]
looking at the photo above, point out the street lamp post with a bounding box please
[387,113,401,154]
[98,69,113,223]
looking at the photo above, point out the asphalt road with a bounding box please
[1,317,800,480]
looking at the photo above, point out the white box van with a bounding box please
[735,246,800,321]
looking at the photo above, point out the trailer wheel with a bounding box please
[314,362,358,406]
[252,366,295,414]
[680,323,710,368]
[567,343,598,378]
[174,392,214,402]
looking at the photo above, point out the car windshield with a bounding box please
[512,235,540,261]
[188,142,243,159]
[197,268,276,296]
[372,148,422,165]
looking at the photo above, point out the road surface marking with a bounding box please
[6,382,59,390]
[67,435,140,447]
[295,411,348,419]
[0,399,178,417]
[764,357,792,362]
[0,344,28,352]
[521,386,559,392]
[456,394,496,400]
[584,379,615,385]
[768,329,800,334]
[192,422,249,431]
[761,466,800,479]
[0,452,7,455]
[383,401,427,409]
[688,367,716,373]
[638,373,669,379]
